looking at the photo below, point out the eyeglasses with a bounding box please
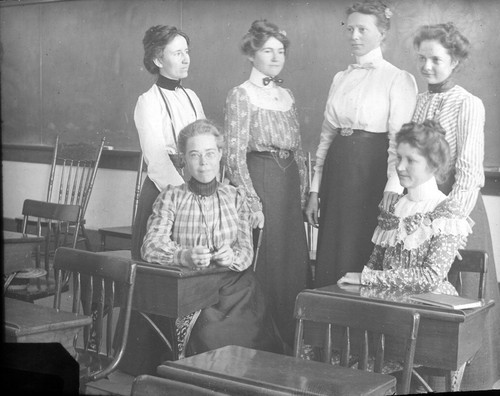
[188,150,219,161]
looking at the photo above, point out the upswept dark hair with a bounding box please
[347,1,392,32]
[396,120,451,184]
[413,22,470,66]
[178,119,224,154]
[240,19,290,57]
[142,25,190,75]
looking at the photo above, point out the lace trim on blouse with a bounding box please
[372,198,472,251]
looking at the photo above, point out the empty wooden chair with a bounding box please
[448,249,488,300]
[16,135,105,252]
[294,292,420,395]
[5,199,82,302]
[98,153,146,251]
[52,247,137,393]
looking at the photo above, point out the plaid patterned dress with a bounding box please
[141,181,282,357]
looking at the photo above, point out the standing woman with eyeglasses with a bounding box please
[224,19,309,351]
[305,1,417,287]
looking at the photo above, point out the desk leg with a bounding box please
[138,312,178,359]
[446,363,466,392]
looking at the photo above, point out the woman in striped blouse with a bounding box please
[402,22,499,391]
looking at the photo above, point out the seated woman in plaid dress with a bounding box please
[141,119,283,358]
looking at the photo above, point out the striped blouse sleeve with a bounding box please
[449,95,485,216]
[224,87,263,213]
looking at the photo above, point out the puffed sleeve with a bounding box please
[385,71,418,193]
[449,95,485,216]
[134,92,184,190]
[141,186,185,265]
[310,73,342,193]
[228,187,254,272]
[361,234,464,292]
[288,90,309,206]
[224,86,262,213]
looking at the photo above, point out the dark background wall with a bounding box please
[1,0,499,168]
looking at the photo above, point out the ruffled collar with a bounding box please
[428,77,456,94]
[188,177,218,196]
[406,177,439,202]
[156,74,182,91]
[249,67,279,89]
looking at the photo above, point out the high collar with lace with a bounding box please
[352,46,383,68]
[428,77,456,94]
[249,67,280,89]
[188,177,218,196]
[406,176,439,202]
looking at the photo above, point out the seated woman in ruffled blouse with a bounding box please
[338,120,472,294]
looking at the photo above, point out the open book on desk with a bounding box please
[410,292,482,310]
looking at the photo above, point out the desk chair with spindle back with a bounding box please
[98,153,146,251]
[52,247,137,394]
[15,135,106,252]
[413,249,488,393]
[293,292,420,395]
[5,199,82,302]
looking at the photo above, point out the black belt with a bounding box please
[253,149,294,159]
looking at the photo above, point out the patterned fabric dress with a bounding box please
[361,177,471,294]
[224,67,309,348]
[412,84,500,390]
[120,181,282,375]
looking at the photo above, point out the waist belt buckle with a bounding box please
[277,149,290,159]
[340,127,354,137]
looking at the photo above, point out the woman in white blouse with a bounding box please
[131,25,205,261]
[304,1,417,287]
[123,25,205,376]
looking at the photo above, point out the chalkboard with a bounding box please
[1,0,499,168]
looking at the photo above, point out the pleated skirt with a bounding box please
[247,151,309,348]
[314,131,389,287]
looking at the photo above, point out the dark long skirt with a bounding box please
[187,270,283,356]
[131,176,160,260]
[447,193,500,390]
[314,131,389,287]
[118,269,282,376]
[246,151,309,349]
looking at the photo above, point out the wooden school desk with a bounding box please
[113,258,231,360]
[158,345,397,396]
[4,297,92,358]
[305,285,494,390]
[3,230,45,275]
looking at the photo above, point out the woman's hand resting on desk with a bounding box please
[304,192,319,227]
[211,243,235,268]
[185,246,212,269]
[337,272,362,285]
